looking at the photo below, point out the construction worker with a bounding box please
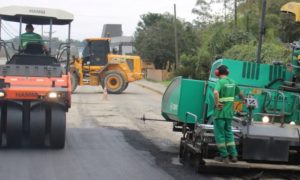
[20,24,47,53]
[213,65,243,163]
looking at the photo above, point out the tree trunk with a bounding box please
[234,0,237,29]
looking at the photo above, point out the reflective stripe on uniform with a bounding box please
[226,142,235,146]
[219,97,234,102]
[216,143,226,148]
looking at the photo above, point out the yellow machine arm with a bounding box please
[281,2,300,22]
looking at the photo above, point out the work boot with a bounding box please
[231,156,238,163]
[214,156,230,164]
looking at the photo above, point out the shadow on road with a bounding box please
[115,127,237,180]
[72,91,102,95]
[113,127,300,180]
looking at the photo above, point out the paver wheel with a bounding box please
[103,71,125,94]
[194,154,206,173]
[179,138,187,164]
[71,72,79,93]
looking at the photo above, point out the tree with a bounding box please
[192,0,213,27]
[136,0,300,79]
[136,13,164,32]
[193,0,246,28]
[223,42,290,63]
[134,13,199,70]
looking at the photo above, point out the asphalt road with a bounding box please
[0,82,298,180]
[0,84,198,180]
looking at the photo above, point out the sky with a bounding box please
[0,0,198,41]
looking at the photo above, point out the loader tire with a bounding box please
[71,72,79,93]
[122,82,129,91]
[103,71,125,94]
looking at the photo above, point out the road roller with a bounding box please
[0,6,73,148]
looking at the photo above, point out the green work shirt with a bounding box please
[20,32,44,48]
[214,77,240,119]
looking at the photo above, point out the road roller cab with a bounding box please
[0,6,73,148]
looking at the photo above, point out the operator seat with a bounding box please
[7,54,59,66]
[23,42,44,54]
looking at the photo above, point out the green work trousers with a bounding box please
[213,118,237,158]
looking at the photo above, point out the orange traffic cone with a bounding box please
[102,86,108,101]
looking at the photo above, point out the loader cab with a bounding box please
[82,38,110,66]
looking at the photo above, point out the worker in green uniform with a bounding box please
[20,24,47,52]
[213,65,243,163]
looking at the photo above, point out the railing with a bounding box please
[0,40,18,61]
[55,42,71,73]
[56,43,70,61]
[261,89,287,127]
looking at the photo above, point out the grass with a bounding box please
[160,80,172,87]
[145,79,172,87]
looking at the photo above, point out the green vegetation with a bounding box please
[134,0,300,80]
[160,80,172,87]
[134,13,199,71]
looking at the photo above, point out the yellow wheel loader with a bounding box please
[70,38,143,94]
